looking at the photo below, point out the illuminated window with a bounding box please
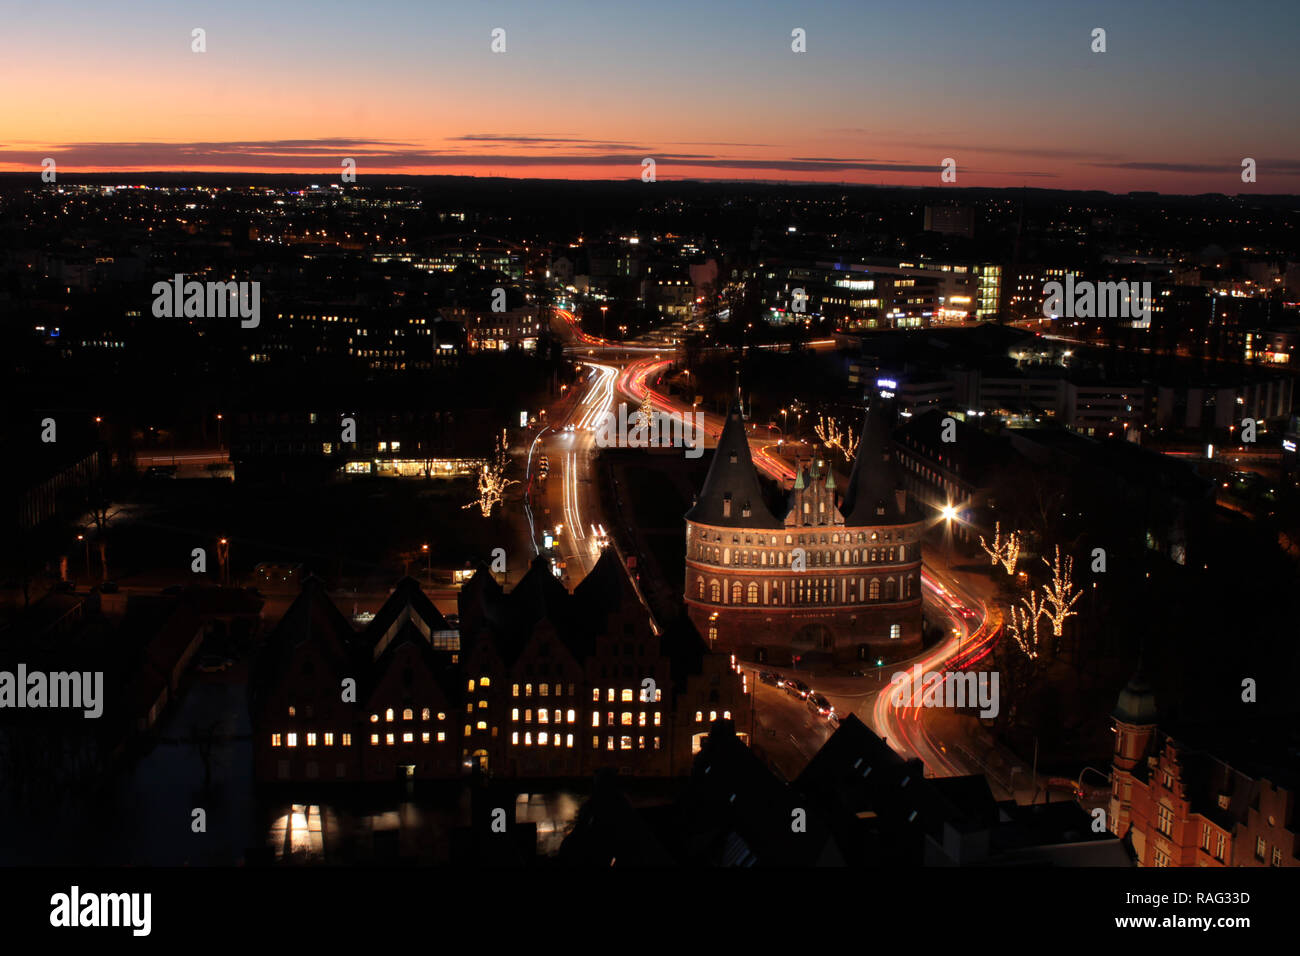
[288,705,296,717]
[591,712,600,727]
[464,724,471,737]
[386,733,394,746]
[512,708,520,721]
[655,689,662,702]
[566,734,574,748]
[525,709,532,722]
[653,712,661,726]
[607,712,614,726]
[436,732,445,742]
[621,689,634,702]
[342,734,351,746]
[591,688,600,701]
[402,732,413,744]
[480,677,490,688]
[539,709,549,724]
[525,683,533,696]
[525,732,533,746]
[476,721,487,731]
[512,732,519,745]
[421,708,430,720]
[286,733,298,748]
[724,711,731,720]
[271,733,282,747]
[477,699,487,709]
[385,708,394,722]
[695,711,703,722]
[638,712,647,727]
[466,703,472,714]
[370,734,379,745]
[421,732,430,743]
[468,679,475,692]
[638,736,645,749]
[566,709,575,723]
[306,733,317,747]
[607,688,614,702]
[370,713,379,723]
[437,713,445,721]
[620,736,633,750]
[403,708,414,721]
[539,732,549,746]
[710,711,717,722]
[514,684,521,697]
[592,736,600,749]
[621,712,633,726]
[607,737,615,751]
[540,683,549,697]
[654,736,660,749]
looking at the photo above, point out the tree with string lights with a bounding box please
[979,521,1022,576]
[1040,545,1082,638]
[463,430,518,518]
[814,414,859,462]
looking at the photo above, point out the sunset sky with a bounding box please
[3,0,1298,192]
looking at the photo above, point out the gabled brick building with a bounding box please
[251,548,751,782]
[1108,673,1299,867]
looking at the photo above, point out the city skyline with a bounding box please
[3,0,1299,192]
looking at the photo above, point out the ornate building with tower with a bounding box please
[683,398,924,665]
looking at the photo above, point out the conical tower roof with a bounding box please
[685,397,782,529]
[1112,664,1158,725]
[842,398,912,525]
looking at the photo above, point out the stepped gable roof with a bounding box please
[473,554,574,666]
[457,562,505,636]
[573,546,638,622]
[252,575,360,705]
[685,396,782,529]
[674,721,844,866]
[841,398,916,526]
[365,617,460,702]
[362,576,450,659]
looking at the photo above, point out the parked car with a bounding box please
[807,693,834,718]
[783,678,811,699]
[758,671,781,686]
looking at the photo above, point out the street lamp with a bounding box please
[422,543,430,584]
[76,533,89,579]
[940,504,957,572]
[216,412,223,451]
[600,305,609,340]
